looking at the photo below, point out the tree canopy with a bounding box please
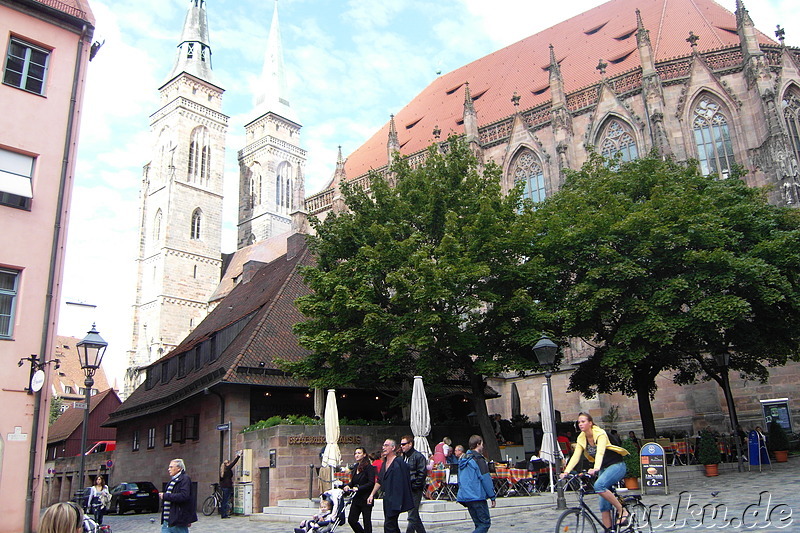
[527,153,800,436]
[285,137,541,459]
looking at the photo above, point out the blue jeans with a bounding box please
[593,462,626,512]
[464,500,491,533]
[220,487,233,518]
[161,521,189,533]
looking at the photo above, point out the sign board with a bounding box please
[760,398,792,434]
[216,423,230,431]
[73,402,87,409]
[522,428,537,454]
[31,370,45,392]
[640,442,668,495]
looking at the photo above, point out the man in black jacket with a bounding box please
[159,458,198,532]
[400,435,428,533]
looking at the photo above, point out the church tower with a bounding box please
[237,0,306,249]
[124,0,228,397]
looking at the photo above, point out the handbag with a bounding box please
[100,490,112,510]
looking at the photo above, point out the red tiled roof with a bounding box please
[29,0,95,25]
[341,0,774,181]
[48,388,117,443]
[53,335,113,399]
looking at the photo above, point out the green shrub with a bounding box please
[768,421,790,452]
[696,429,719,465]
[621,438,640,478]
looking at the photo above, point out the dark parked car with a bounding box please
[109,481,159,514]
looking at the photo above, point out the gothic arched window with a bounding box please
[692,96,736,177]
[250,163,262,208]
[598,118,638,162]
[511,149,546,203]
[187,126,210,184]
[783,89,800,165]
[155,127,174,185]
[190,208,202,240]
[276,162,293,211]
[153,209,162,241]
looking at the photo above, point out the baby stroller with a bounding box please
[294,482,351,533]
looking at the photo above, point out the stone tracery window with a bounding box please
[598,119,638,162]
[692,96,736,177]
[187,126,210,184]
[190,208,202,240]
[275,162,293,211]
[511,149,546,203]
[783,89,800,165]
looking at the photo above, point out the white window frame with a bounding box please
[0,268,20,338]
[3,37,50,96]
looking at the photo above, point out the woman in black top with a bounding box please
[219,450,241,519]
[344,446,376,533]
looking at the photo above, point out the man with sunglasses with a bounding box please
[399,435,428,533]
[159,458,197,533]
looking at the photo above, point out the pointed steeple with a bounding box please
[735,0,763,60]
[331,146,347,214]
[463,82,479,144]
[164,0,217,87]
[635,9,656,77]
[253,0,299,124]
[387,114,400,161]
[548,45,566,108]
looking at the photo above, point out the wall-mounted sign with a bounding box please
[640,442,668,495]
[31,370,45,392]
[288,435,362,445]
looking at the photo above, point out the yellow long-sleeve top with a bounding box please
[563,425,629,472]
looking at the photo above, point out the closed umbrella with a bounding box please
[410,376,432,458]
[314,387,325,419]
[540,382,562,492]
[511,383,521,419]
[321,389,341,471]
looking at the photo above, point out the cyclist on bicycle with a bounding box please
[560,412,630,529]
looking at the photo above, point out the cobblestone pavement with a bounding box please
[99,460,797,532]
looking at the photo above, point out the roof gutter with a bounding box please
[24,22,91,533]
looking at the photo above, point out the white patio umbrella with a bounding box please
[540,381,563,493]
[320,389,341,471]
[410,376,432,458]
[314,387,325,419]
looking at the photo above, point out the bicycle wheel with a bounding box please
[626,502,652,533]
[561,476,586,507]
[201,496,217,516]
[555,508,598,533]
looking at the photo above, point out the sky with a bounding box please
[57,0,799,388]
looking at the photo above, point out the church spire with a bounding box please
[463,82,479,144]
[164,0,217,87]
[253,0,299,124]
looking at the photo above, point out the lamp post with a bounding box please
[712,350,743,472]
[75,324,108,502]
[533,336,567,510]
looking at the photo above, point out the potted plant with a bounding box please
[697,429,720,476]
[621,438,640,489]
[768,421,790,462]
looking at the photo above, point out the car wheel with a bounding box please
[115,501,123,515]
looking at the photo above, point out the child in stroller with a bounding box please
[294,482,348,533]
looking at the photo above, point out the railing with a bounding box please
[32,0,87,19]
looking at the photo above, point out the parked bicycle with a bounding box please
[202,482,233,517]
[555,472,651,533]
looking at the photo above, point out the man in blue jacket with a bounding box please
[457,435,496,533]
[159,458,198,533]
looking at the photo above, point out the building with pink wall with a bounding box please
[0,0,94,531]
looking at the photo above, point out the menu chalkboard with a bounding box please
[640,442,669,495]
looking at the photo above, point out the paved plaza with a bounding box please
[96,460,796,532]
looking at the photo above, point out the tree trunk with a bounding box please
[634,375,657,438]
[470,373,502,461]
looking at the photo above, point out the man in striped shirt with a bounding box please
[159,458,198,532]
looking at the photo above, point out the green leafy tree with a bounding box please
[285,137,541,460]
[49,395,63,425]
[528,152,800,437]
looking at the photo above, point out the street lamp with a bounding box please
[533,336,567,510]
[75,324,108,502]
[712,350,743,472]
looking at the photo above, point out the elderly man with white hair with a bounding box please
[159,458,198,533]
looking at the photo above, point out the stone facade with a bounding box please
[124,2,229,398]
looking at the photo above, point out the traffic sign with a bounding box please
[73,402,88,409]
[216,423,230,431]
